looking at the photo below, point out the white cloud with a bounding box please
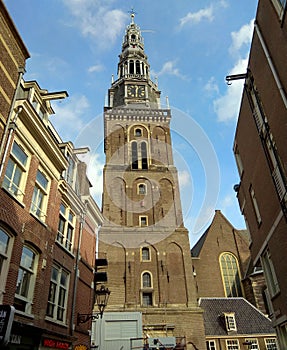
[204,76,219,95]
[178,170,191,188]
[156,60,186,80]
[179,5,214,27]
[62,0,128,48]
[88,64,104,73]
[214,19,254,123]
[214,56,248,122]
[51,94,90,141]
[229,19,254,56]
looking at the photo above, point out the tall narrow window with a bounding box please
[129,60,134,74]
[3,141,28,199]
[30,169,49,220]
[142,271,153,307]
[142,272,152,288]
[249,186,262,225]
[14,246,38,313]
[139,216,148,227]
[46,264,69,322]
[136,60,141,74]
[0,228,14,302]
[141,247,150,261]
[141,142,148,169]
[220,253,242,297]
[57,204,75,252]
[131,142,138,169]
[261,250,280,297]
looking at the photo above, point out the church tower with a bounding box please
[98,13,205,349]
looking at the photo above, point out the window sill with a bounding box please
[55,240,75,258]
[45,316,68,328]
[29,211,47,227]
[1,187,25,208]
[15,309,35,319]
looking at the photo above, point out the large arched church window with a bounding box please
[220,253,243,297]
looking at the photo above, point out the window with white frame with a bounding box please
[270,0,287,19]
[224,313,237,332]
[14,245,38,313]
[46,264,69,322]
[30,169,49,220]
[0,227,14,302]
[249,186,262,225]
[56,203,75,252]
[141,271,153,307]
[245,338,259,349]
[261,249,280,297]
[138,183,147,195]
[220,253,243,297]
[2,141,28,200]
[206,340,216,350]
[226,339,239,350]
[141,247,150,261]
[265,338,278,350]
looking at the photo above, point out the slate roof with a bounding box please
[190,226,209,257]
[199,298,276,336]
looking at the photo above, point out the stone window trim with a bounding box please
[219,252,243,298]
[141,247,151,261]
[137,183,147,195]
[141,271,153,289]
[139,215,148,227]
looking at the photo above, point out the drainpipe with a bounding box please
[70,204,87,335]
[254,23,287,109]
[0,67,25,179]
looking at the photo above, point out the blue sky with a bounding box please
[4,0,258,246]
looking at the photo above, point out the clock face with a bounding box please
[127,85,145,98]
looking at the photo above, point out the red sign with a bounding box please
[43,338,71,349]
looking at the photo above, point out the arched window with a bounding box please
[142,247,150,261]
[142,272,152,288]
[131,142,138,169]
[138,183,147,195]
[136,60,141,74]
[0,227,14,302]
[129,60,134,74]
[220,253,243,297]
[135,128,142,137]
[15,245,38,313]
[141,142,148,169]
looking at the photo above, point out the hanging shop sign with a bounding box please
[74,344,88,350]
[0,305,15,346]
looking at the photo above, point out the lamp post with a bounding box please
[77,285,110,324]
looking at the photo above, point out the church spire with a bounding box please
[107,13,161,108]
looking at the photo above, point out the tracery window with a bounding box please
[220,253,243,297]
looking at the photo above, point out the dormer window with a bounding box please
[224,313,237,332]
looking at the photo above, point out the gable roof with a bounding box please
[199,298,275,336]
[191,226,210,257]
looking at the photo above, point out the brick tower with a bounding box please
[98,13,205,350]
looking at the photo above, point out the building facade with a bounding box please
[97,14,206,350]
[233,0,287,348]
[0,2,103,349]
[191,210,267,315]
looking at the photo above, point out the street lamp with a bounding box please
[77,285,110,324]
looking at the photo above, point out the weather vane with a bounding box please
[128,7,137,22]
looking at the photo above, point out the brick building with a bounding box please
[233,0,287,347]
[96,13,206,350]
[191,210,267,315]
[0,2,103,349]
